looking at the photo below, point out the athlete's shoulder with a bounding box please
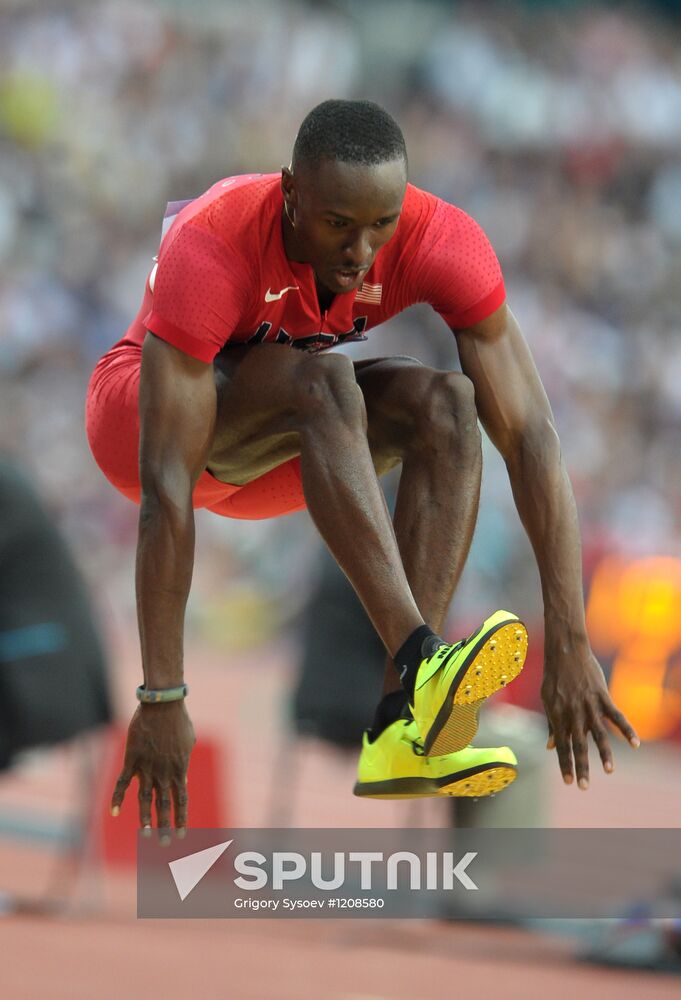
[391,183,440,242]
[382,182,482,263]
[378,183,488,276]
[406,183,491,248]
[380,183,504,328]
[185,173,280,242]
[394,184,499,283]
[159,173,280,252]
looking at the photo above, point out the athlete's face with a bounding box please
[281,157,407,296]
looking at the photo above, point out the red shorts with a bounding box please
[85,344,307,520]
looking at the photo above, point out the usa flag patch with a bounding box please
[355,281,382,304]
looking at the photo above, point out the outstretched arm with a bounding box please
[455,302,639,788]
[111,332,217,832]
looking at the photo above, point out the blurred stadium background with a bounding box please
[1,0,680,996]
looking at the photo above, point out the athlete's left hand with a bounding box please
[541,642,640,789]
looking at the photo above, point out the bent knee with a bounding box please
[296,353,365,426]
[418,371,480,447]
[437,372,477,419]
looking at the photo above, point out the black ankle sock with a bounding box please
[394,625,443,698]
[368,689,409,741]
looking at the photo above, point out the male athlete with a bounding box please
[86,100,638,832]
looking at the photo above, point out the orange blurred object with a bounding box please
[587,555,681,741]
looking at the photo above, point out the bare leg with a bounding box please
[208,345,424,657]
[295,354,425,655]
[355,358,483,694]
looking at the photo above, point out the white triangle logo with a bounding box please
[168,840,233,901]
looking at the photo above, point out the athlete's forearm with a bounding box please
[135,492,195,689]
[504,423,588,654]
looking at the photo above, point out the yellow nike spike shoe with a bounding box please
[353,718,518,800]
[412,610,528,757]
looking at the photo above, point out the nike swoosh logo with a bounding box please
[414,628,483,691]
[265,285,299,302]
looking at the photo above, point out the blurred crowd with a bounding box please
[0,0,680,654]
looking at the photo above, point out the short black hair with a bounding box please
[292,99,407,171]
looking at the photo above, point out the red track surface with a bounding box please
[1,634,679,999]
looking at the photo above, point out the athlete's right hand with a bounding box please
[110,700,196,834]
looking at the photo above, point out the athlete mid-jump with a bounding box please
[86,100,638,831]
